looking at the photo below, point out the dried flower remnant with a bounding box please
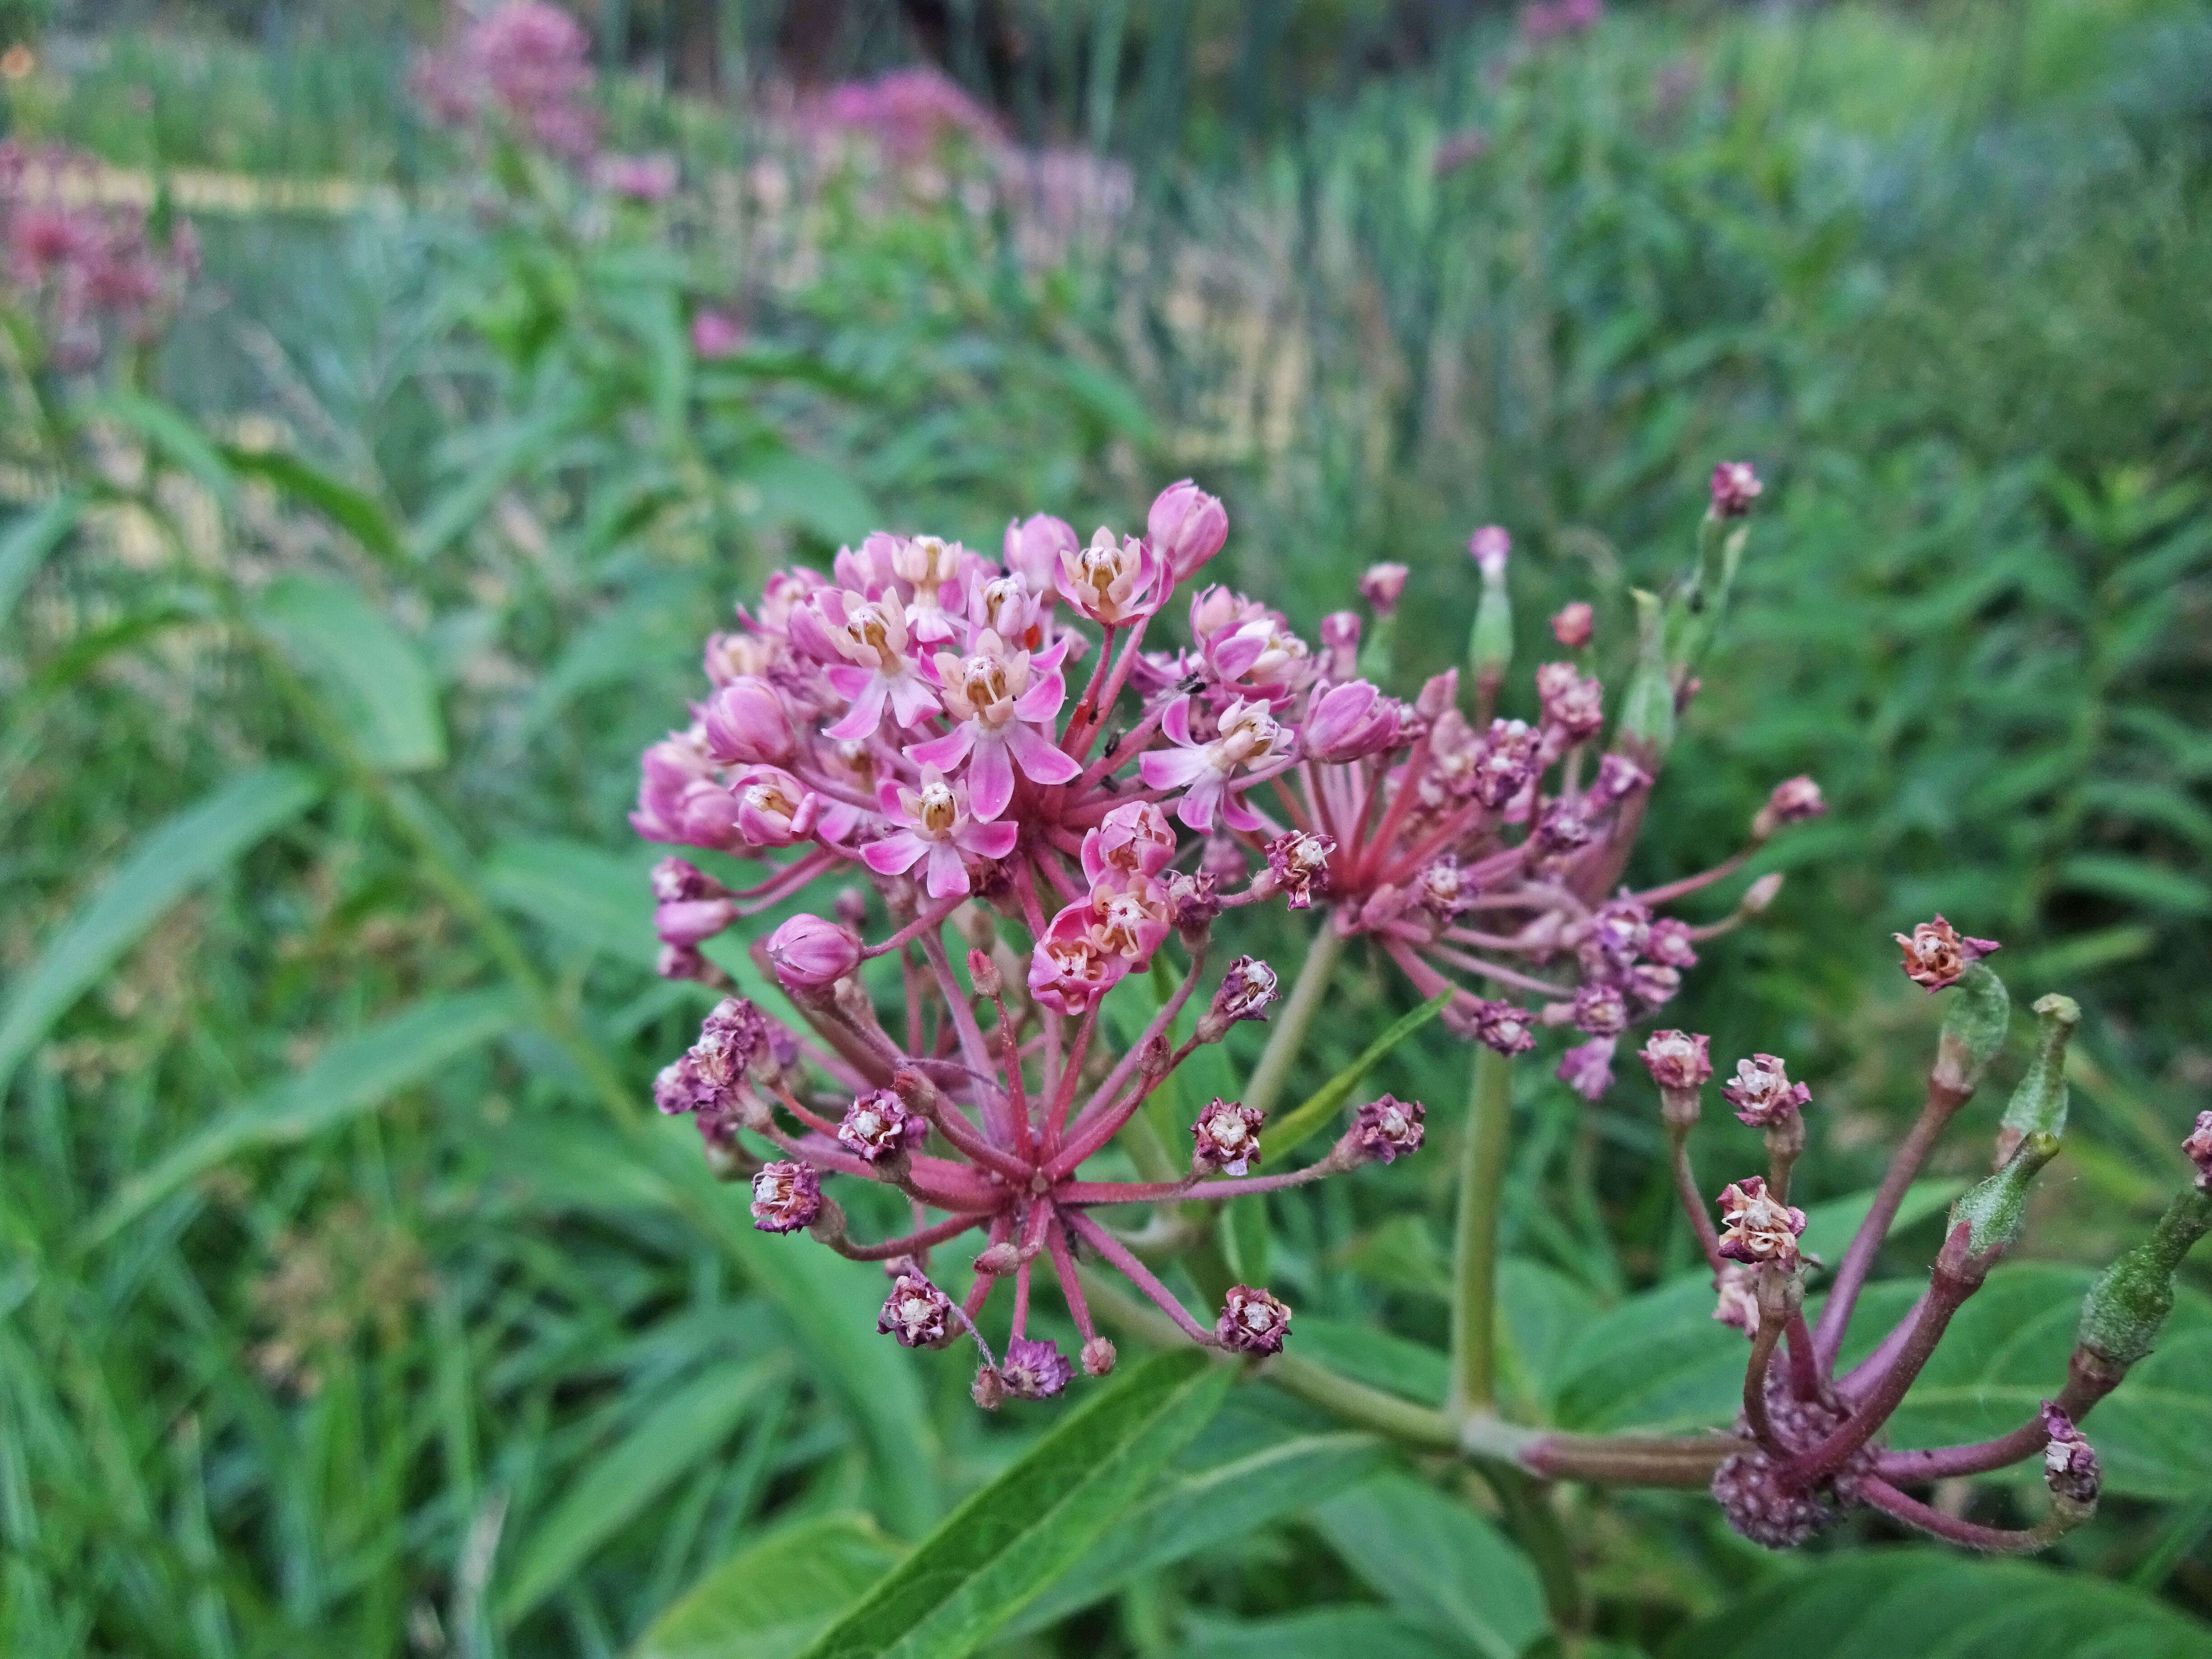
[1002,1338,1076,1400]
[1710,460,1762,519]
[1353,1095,1426,1163]
[1216,1285,1292,1354]
[750,1162,823,1234]
[2185,1111,2212,1191]
[877,1270,954,1347]
[1192,1098,1265,1176]
[1715,1177,1806,1265]
[1894,915,2001,992]
[1719,1054,1810,1129]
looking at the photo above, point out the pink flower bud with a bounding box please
[2186,1111,2212,1191]
[1352,1095,1426,1163]
[1719,1053,1809,1128]
[838,1088,928,1163]
[1534,661,1605,742]
[1468,525,1511,579]
[1081,1336,1118,1377]
[1753,775,1825,839]
[1263,830,1336,910]
[703,676,795,765]
[691,307,744,359]
[1003,512,1079,595]
[1192,1097,1265,1176]
[877,1271,954,1347]
[1318,610,1362,677]
[1639,1030,1711,1092]
[1550,601,1593,648]
[972,1241,1023,1275]
[1216,1285,1291,1354]
[766,914,862,991]
[1715,1175,1806,1265]
[1710,460,1762,519]
[1415,669,1459,721]
[1147,478,1228,580]
[1303,679,1407,764]
[967,947,1003,999]
[655,897,736,947]
[1893,915,2000,992]
[1003,1337,1074,1399]
[1357,562,1409,614]
[750,1161,822,1233]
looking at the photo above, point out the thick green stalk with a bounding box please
[1241,921,1347,1120]
[1449,1036,1515,1412]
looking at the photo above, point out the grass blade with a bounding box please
[0,492,84,628]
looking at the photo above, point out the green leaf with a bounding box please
[1799,1177,1967,1267]
[250,572,447,771]
[2054,853,2212,918]
[1181,1607,1472,1659]
[1312,1473,1550,1659]
[1292,1319,1448,1407]
[98,391,236,506]
[0,491,84,628]
[483,836,663,970]
[221,446,405,567]
[795,1349,1232,1659]
[743,448,879,548]
[1664,1547,2210,1659]
[632,1514,904,1659]
[0,765,320,1093]
[501,1360,783,1626]
[79,989,519,1246]
[411,396,583,560]
[1267,990,1452,1158]
[1009,1429,1389,1635]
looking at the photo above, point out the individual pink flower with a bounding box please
[1059,525,1166,625]
[751,1161,823,1233]
[1358,562,1410,614]
[1720,1054,1810,1127]
[1192,1097,1265,1175]
[1189,588,1314,708]
[1148,478,1228,580]
[766,914,862,991]
[1467,525,1510,578]
[1710,460,1762,518]
[1353,1095,1426,1163]
[1082,800,1177,882]
[801,589,940,740]
[1216,1285,1291,1354]
[691,307,744,360]
[1002,511,1077,601]
[1556,1037,1618,1101]
[1551,601,1594,648]
[1894,914,2000,991]
[1027,908,1131,1016]
[861,769,1019,899]
[730,765,820,849]
[1715,1176,1806,1265]
[1640,1030,1712,1092]
[1140,697,1293,832]
[1303,680,1408,764]
[908,629,1079,818]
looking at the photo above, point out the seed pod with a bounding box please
[2077,1187,2212,1367]
[1996,994,2080,1166]
[1932,961,2011,1097]
[1949,1130,2060,1265]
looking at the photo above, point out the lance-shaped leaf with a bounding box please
[250,572,447,771]
[0,765,321,1093]
[632,1514,904,1659]
[1266,990,1452,1158]
[0,491,83,627]
[794,1349,1232,1659]
[1312,1473,1549,1659]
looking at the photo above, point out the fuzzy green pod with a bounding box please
[1466,559,1512,694]
[2076,1187,2212,1367]
[1615,588,1674,762]
[1950,1129,2060,1260]
[1996,994,2081,1162]
[1933,961,2011,1095]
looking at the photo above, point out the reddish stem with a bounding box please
[1061,1206,1214,1343]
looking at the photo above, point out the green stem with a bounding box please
[1490,1470,1584,1632]
[1450,1036,1515,1413]
[1241,920,1346,1120]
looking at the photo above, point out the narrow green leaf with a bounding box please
[743,449,879,548]
[79,989,519,1246]
[0,492,84,627]
[1312,1473,1550,1659]
[250,572,447,771]
[1267,991,1452,1158]
[501,1360,782,1626]
[1010,1429,1388,1635]
[0,765,321,1093]
[411,397,582,559]
[483,837,664,970]
[796,1350,1232,1659]
[2055,853,2212,917]
[1664,1546,2210,1659]
[632,1514,904,1659]
[221,446,405,567]
[1181,1607,1471,1659]
[98,391,236,505]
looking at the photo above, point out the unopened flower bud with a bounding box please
[1467,530,1513,693]
[877,1272,955,1347]
[973,1242,1023,1276]
[1304,679,1407,763]
[1710,460,1762,519]
[1351,1094,1426,1163]
[2185,1111,2212,1191]
[1081,1336,1118,1377]
[1933,960,2011,1096]
[656,896,737,947]
[1003,1337,1074,1399]
[1895,914,2001,993]
[1752,775,1825,840]
[1948,1130,2060,1266]
[1148,478,1228,580]
[1467,525,1511,579]
[1739,872,1784,915]
[1715,1176,1807,1266]
[1216,1285,1291,1354]
[1719,1053,1809,1129]
[1319,610,1361,677]
[1550,600,1594,648]
[1192,1097,1265,1176]
[767,914,862,992]
[750,1161,822,1234]
[1996,994,2080,1166]
[1415,669,1459,722]
[839,1088,928,1163]
[703,676,796,765]
[2041,1404,2101,1506]
[972,1366,1007,1410]
[1358,562,1410,615]
[968,947,1003,999]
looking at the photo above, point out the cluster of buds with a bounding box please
[0,144,197,374]
[1263,465,1824,1100]
[1626,924,2187,1553]
[638,478,1451,1401]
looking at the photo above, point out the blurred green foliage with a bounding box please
[3,0,2211,1654]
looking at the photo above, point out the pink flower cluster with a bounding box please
[412,0,600,162]
[812,67,1005,162]
[0,145,198,372]
[1522,0,1603,46]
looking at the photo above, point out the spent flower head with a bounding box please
[1895,915,2001,992]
